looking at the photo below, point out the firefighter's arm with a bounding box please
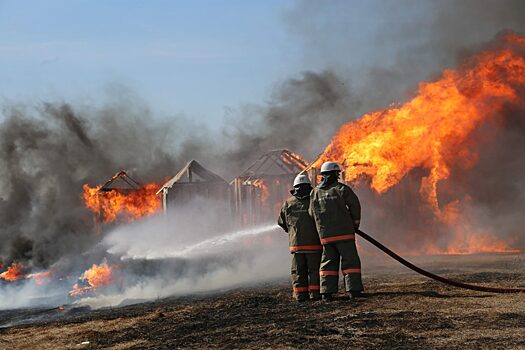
[343,186,361,228]
[277,203,288,232]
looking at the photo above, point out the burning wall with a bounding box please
[83,171,161,225]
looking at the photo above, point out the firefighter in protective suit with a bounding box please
[309,161,364,300]
[278,174,322,302]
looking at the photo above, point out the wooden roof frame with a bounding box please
[156,160,228,194]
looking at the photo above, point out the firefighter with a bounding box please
[278,174,322,302]
[309,161,364,301]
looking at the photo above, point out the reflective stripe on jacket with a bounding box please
[309,182,361,244]
[278,195,322,253]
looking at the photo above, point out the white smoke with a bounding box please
[75,198,289,308]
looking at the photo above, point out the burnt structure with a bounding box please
[231,149,308,226]
[157,160,229,213]
[99,170,142,193]
[91,170,143,231]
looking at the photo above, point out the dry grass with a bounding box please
[1,253,524,349]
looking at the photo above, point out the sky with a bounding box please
[1,1,524,129]
[0,0,303,127]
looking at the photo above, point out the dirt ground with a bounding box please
[1,253,525,349]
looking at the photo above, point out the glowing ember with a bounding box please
[314,33,525,254]
[83,183,161,223]
[69,260,115,297]
[0,262,24,281]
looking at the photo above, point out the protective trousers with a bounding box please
[291,252,322,300]
[320,240,363,294]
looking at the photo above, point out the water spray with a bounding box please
[166,224,279,258]
[112,224,281,260]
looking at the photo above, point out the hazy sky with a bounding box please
[1,1,523,128]
[0,0,302,127]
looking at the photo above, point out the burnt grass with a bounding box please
[1,254,525,349]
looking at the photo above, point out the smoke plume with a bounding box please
[0,100,182,268]
[221,71,359,172]
[284,0,525,110]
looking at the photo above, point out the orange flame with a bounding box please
[69,260,115,297]
[27,271,52,285]
[83,183,161,223]
[314,33,525,254]
[0,262,24,281]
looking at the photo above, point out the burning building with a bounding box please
[83,170,161,228]
[231,149,308,226]
[157,160,229,213]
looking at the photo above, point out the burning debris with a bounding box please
[0,262,52,285]
[69,260,116,298]
[0,262,24,282]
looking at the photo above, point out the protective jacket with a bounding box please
[278,195,322,253]
[309,182,361,244]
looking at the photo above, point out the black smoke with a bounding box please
[0,101,181,268]
[220,70,359,173]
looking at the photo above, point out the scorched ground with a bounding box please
[1,253,524,349]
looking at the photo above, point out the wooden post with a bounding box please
[187,167,193,183]
[162,188,168,214]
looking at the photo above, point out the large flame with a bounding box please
[314,33,525,254]
[83,183,161,223]
[0,262,24,281]
[69,260,115,297]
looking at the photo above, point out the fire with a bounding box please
[83,182,161,223]
[252,179,270,204]
[0,262,52,284]
[27,271,52,285]
[0,262,24,281]
[314,33,525,254]
[69,260,115,297]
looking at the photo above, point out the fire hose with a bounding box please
[356,229,525,293]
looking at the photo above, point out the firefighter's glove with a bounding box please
[354,220,360,230]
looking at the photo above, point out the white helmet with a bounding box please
[320,161,341,174]
[293,174,311,187]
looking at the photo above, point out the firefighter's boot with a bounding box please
[348,291,368,299]
[321,293,334,301]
